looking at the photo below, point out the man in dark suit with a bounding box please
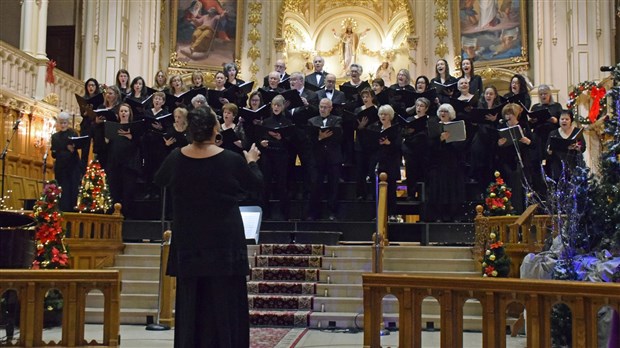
[287,72,319,200]
[306,98,343,221]
[263,59,290,90]
[304,56,328,89]
[258,71,286,106]
[340,64,370,165]
[316,73,347,105]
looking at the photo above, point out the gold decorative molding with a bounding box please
[246,1,262,82]
[407,36,418,50]
[433,0,449,58]
[317,0,381,17]
[42,93,59,107]
[274,38,286,53]
[168,51,187,68]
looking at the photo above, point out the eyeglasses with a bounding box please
[326,80,336,83]
[274,64,285,68]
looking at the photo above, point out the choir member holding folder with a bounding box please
[239,91,268,149]
[430,59,458,104]
[400,97,431,201]
[163,107,189,153]
[219,103,246,156]
[372,105,401,216]
[495,103,535,214]
[306,98,343,221]
[51,112,82,212]
[546,109,585,181]
[104,103,143,217]
[76,78,103,170]
[92,85,122,168]
[141,92,170,199]
[426,104,466,222]
[258,95,294,220]
[470,86,503,193]
[353,88,380,201]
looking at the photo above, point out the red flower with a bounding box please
[484,265,495,276]
[490,241,504,249]
[505,191,512,198]
[496,178,504,185]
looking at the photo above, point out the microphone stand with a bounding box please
[146,186,171,331]
[1,119,21,202]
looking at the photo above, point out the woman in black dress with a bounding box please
[495,103,536,214]
[105,103,141,217]
[51,112,82,212]
[155,106,262,348]
[459,58,483,97]
[223,62,248,107]
[470,85,502,194]
[79,78,101,170]
[115,68,131,96]
[430,59,458,104]
[354,88,380,200]
[164,107,189,153]
[219,103,245,156]
[426,103,466,222]
[92,85,122,169]
[401,97,430,201]
[545,109,585,181]
[374,104,402,215]
[503,74,531,109]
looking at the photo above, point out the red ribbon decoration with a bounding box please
[46,60,56,84]
[588,85,606,123]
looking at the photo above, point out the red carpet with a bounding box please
[250,327,308,348]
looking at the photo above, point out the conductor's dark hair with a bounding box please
[188,106,218,143]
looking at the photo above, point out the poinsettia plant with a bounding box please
[32,181,70,269]
[484,171,515,216]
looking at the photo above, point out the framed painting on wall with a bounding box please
[171,0,243,70]
[453,0,528,67]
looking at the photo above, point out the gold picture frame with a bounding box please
[452,0,528,69]
[170,0,244,71]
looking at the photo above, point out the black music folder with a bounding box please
[68,135,91,148]
[75,93,104,115]
[500,92,529,105]
[227,81,255,96]
[258,123,294,137]
[432,80,458,95]
[450,97,477,116]
[398,115,428,130]
[522,104,552,126]
[257,87,280,105]
[220,127,240,143]
[549,128,583,152]
[239,105,269,124]
[498,124,525,146]
[469,103,507,124]
[104,120,145,139]
[125,94,154,116]
[144,112,173,129]
[93,108,118,122]
[278,78,291,90]
[280,89,305,109]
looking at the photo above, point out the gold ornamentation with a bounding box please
[42,93,59,107]
[169,51,187,68]
[479,67,500,80]
[274,38,286,53]
[340,18,358,31]
[317,0,381,16]
[511,46,529,63]
[246,0,262,82]
[407,36,418,50]
[434,0,448,58]
[453,56,462,75]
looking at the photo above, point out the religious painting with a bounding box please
[171,0,242,69]
[453,0,528,67]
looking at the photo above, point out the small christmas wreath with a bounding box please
[567,80,607,125]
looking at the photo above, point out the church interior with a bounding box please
[1,0,620,347]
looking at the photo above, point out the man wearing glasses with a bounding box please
[263,59,290,90]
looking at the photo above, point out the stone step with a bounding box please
[111,266,160,281]
[120,280,159,294]
[122,242,162,256]
[86,292,158,310]
[114,254,161,267]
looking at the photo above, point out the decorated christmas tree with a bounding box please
[32,181,70,270]
[481,231,511,277]
[76,158,112,213]
[484,171,514,216]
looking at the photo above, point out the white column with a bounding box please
[20,0,36,56]
[35,0,49,60]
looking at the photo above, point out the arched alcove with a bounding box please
[277,0,416,79]
[84,289,105,344]
[550,301,572,348]
[41,288,64,344]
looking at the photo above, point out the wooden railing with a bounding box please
[473,204,556,277]
[0,269,121,347]
[62,203,125,269]
[363,273,620,348]
[158,230,175,327]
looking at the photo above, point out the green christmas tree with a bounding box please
[76,158,112,213]
[481,231,511,277]
[484,171,515,216]
[32,180,70,269]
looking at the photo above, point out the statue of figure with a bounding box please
[375,61,395,86]
[332,25,370,74]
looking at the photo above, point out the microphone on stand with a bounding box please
[600,66,616,72]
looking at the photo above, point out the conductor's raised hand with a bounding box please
[244,143,261,163]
